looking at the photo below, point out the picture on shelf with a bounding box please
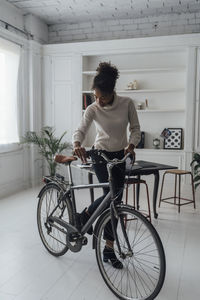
[160,128,171,139]
[164,128,183,150]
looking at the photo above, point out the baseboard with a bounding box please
[0,179,31,199]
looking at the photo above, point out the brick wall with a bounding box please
[48,12,200,43]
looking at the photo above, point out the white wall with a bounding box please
[0,1,48,198]
[0,0,24,30]
[0,28,43,198]
[0,0,48,44]
[43,34,200,184]
[48,11,200,44]
[24,14,48,44]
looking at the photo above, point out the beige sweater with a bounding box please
[73,93,141,152]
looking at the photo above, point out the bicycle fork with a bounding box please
[110,202,133,259]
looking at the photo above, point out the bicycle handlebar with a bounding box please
[86,149,134,166]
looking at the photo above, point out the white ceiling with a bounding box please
[6,0,200,25]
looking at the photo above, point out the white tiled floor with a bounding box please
[0,184,199,300]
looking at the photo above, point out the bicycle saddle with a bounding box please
[54,155,77,164]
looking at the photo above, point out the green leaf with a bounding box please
[194,164,200,172]
[193,175,200,182]
[20,126,71,176]
[195,182,200,190]
[193,153,200,164]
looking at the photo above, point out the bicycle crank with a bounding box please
[66,233,88,252]
[48,216,87,253]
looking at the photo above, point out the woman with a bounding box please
[73,62,141,269]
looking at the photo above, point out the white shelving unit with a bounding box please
[82,50,187,154]
[42,34,200,173]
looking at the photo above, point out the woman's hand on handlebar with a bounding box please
[73,142,87,163]
[124,144,135,163]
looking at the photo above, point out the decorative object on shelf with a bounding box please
[153,138,160,149]
[164,128,183,150]
[145,99,148,109]
[132,80,138,90]
[136,131,145,148]
[190,152,200,190]
[160,128,171,139]
[127,82,134,89]
[82,93,93,109]
[127,80,138,90]
[137,102,143,110]
[20,127,72,176]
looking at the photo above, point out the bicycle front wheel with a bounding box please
[37,183,73,256]
[95,205,166,300]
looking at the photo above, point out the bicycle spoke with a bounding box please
[37,184,72,256]
[95,206,165,300]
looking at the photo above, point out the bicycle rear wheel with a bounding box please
[95,205,166,300]
[37,183,73,256]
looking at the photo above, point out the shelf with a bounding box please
[82,88,185,94]
[117,88,185,93]
[82,67,185,75]
[136,109,185,113]
[82,108,184,113]
[135,148,184,153]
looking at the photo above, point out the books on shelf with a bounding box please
[82,93,93,110]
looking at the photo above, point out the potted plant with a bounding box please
[191,152,200,190]
[21,126,72,176]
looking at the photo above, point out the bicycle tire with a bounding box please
[95,205,166,300]
[37,183,73,257]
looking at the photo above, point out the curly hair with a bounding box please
[92,62,119,94]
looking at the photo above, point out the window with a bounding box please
[0,37,20,146]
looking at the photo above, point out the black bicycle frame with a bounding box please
[49,151,132,255]
[69,182,110,234]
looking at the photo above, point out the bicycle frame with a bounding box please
[67,154,124,236]
[48,150,132,254]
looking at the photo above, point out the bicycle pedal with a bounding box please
[81,236,88,246]
[69,232,81,242]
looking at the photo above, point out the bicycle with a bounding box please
[37,149,166,300]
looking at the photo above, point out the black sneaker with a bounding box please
[103,246,123,269]
[80,208,93,235]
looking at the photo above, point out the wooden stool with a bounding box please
[159,170,196,213]
[125,177,151,222]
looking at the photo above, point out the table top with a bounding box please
[73,160,177,176]
[125,160,177,176]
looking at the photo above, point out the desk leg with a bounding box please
[88,173,94,203]
[136,175,141,210]
[153,171,159,219]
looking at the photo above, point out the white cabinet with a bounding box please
[43,54,82,143]
[194,47,200,153]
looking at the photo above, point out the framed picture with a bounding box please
[164,128,183,150]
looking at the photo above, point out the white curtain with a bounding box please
[0,37,20,145]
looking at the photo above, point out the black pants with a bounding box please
[88,150,125,241]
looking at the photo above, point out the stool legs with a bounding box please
[174,174,177,205]
[190,173,196,209]
[178,174,181,213]
[159,172,166,208]
[125,184,129,205]
[133,184,136,208]
[159,171,196,213]
[125,180,151,222]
